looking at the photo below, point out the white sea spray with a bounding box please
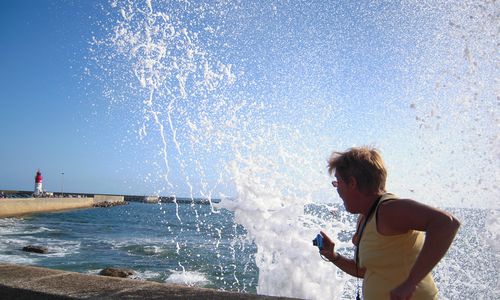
[89,0,499,299]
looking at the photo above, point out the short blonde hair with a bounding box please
[328,147,387,194]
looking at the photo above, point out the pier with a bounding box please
[0,190,219,218]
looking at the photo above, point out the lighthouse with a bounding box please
[34,170,43,197]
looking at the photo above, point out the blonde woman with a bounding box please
[319,147,460,300]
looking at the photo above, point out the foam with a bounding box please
[85,269,101,275]
[165,270,210,287]
[132,270,162,281]
[0,254,37,265]
[219,158,352,299]
[143,245,162,255]
[485,210,500,257]
[0,218,27,235]
[41,240,81,258]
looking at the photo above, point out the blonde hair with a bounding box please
[328,146,387,194]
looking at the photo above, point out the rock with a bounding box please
[93,201,128,208]
[99,267,135,278]
[22,245,48,254]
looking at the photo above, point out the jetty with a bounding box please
[0,190,219,218]
[0,193,123,218]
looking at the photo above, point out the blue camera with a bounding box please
[312,233,323,250]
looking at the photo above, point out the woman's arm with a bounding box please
[377,199,461,299]
[319,231,365,278]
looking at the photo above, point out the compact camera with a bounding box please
[312,233,323,250]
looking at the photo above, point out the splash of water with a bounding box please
[90,0,498,299]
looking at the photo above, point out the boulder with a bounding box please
[99,267,135,278]
[22,245,48,254]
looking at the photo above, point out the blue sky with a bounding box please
[0,1,497,207]
[0,1,124,194]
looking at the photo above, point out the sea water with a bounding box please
[0,204,498,299]
[0,202,257,292]
[4,0,497,299]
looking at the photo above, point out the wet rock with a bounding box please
[22,245,48,254]
[99,267,135,278]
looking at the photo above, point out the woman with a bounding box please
[319,147,460,300]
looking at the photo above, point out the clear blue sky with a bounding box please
[0,1,125,194]
[0,1,497,207]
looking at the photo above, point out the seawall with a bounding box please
[93,194,124,204]
[0,264,294,300]
[0,196,124,218]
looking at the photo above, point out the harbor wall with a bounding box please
[0,197,94,218]
[0,195,124,218]
[0,263,292,300]
[93,194,124,204]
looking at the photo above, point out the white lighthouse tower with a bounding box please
[34,169,43,197]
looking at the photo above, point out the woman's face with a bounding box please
[333,172,354,212]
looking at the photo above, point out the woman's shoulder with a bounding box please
[377,197,448,234]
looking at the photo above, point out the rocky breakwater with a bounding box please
[93,201,128,208]
[92,194,125,208]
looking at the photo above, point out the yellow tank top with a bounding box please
[358,193,438,300]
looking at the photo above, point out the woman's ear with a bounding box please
[348,176,357,189]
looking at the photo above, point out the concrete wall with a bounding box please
[93,194,124,204]
[0,264,294,300]
[0,198,94,218]
[144,195,159,203]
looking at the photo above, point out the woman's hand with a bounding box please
[319,231,337,261]
[318,230,366,278]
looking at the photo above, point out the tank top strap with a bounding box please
[373,193,398,227]
[379,193,398,202]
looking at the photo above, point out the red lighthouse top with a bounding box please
[35,170,43,183]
